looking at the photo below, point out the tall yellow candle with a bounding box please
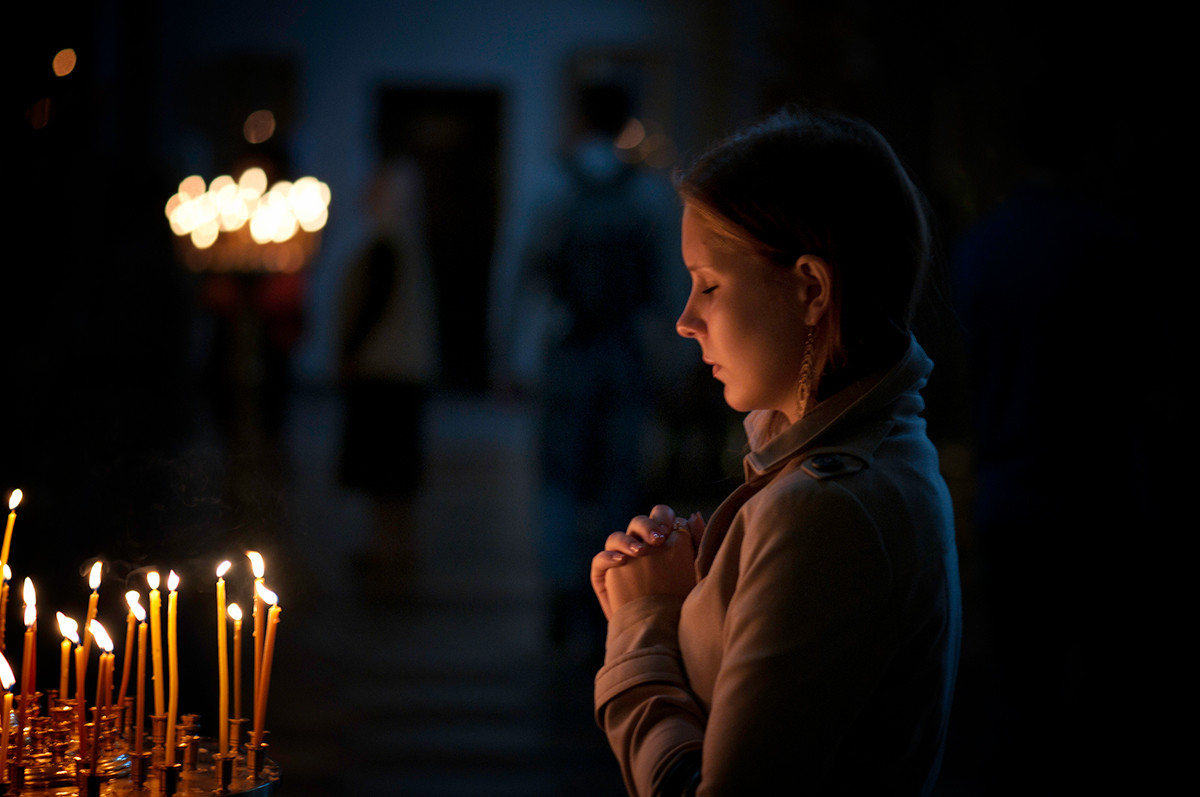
[80,561,102,689]
[75,644,87,761]
[228,603,243,722]
[56,612,79,700]
[216,561,231,755]
[0,653,14,779]
[0,490,22,574]
[247,552,265,718]
[19,579,34,700]
[90,620,113,710]
[165,570,179,766]
[251,584,279,747]
[134,605,147,756]
[0,565,10,654]
[147,572,164,717]
[118,591,139,708]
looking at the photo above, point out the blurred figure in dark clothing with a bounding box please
[337,156,439,590]
[518,80,677,654]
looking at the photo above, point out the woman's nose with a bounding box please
[676,301,701,339]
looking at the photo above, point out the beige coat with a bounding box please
[595,338,961,796]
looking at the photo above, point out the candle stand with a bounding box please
[0,700,278,796]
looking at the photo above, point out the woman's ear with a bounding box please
[794,254,833,326]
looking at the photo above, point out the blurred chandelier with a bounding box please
[165,167,330,274]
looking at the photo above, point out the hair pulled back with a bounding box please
[675,106,932,384]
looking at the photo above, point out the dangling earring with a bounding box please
[794,325,816,420]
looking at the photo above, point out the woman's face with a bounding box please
[676,204,811,420]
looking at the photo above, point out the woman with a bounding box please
[590,107,962,796]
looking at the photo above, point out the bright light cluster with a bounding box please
[165,167,330,251]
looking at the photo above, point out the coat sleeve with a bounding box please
[698,478,897,795]
[594,595,706,797]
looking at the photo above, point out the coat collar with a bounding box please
[742,335,934,482]
[693,336,934,576]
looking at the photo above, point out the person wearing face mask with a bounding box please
[590,107,962,797]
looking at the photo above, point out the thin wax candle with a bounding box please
[216,561,231,755]
[148,572,164,717]
[165,570,180,766]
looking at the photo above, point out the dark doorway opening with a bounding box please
[376,85,504,394]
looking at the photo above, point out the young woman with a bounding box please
[590,107,962,796]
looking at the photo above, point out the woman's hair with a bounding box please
[675,106,932,389]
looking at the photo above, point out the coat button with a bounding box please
[809,454,842,472]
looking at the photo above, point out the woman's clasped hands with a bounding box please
[591,505,705,620]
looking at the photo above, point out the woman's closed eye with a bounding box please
[701,285,718,295]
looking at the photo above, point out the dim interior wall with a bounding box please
[157,0,679,386]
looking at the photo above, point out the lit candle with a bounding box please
[117,590,139,710]
[147,571,164,717]
[18,579,35,766]
[216,560,231,755]
[134,600,147,756]
[90,620,113,769]
[228,603,243,722]
[0,490,21,575]
[165,570,179,766]
[56,612,79,699]
[251,583,279,747]
[80,561,102,684]
[0,564,10,653]
[247,551,265,718]
[75,644,86,762]
[19,579,34,700]
[0,653,14,778]
[90,620,113,707]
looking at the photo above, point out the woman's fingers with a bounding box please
[605,530,651,556]
[590,549,629,620]
[628,505,678,546]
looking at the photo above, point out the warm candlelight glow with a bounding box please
[147,571,160,591]
[3,565,9,581]
[254,582,278,604]
[217,560,232,578]
[227,604,242,622]
[57,612,80,644]
[0,653,14,690]
[88,560,102,590]
[131,596,146,623]
[7,491,20,511]
[22,578,35,627]
[90,619,113,653]
[247,551,265,579]
[168,570,180,592]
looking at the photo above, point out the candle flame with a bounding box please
[168,570,180,591]
[246,551,265,579]
[125,590,141,611]
[254,582,278,606]
[89,560,103,590]
[217,560,231,578]
[227,603,242,622]
[0,654,13,691]
[2,564,9,582]
[22,577,34,608]
[132,601,146,623]
[89,619,114,653]
[57,612,80,644]
[147,571,160,590]
[8,489,21,510]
